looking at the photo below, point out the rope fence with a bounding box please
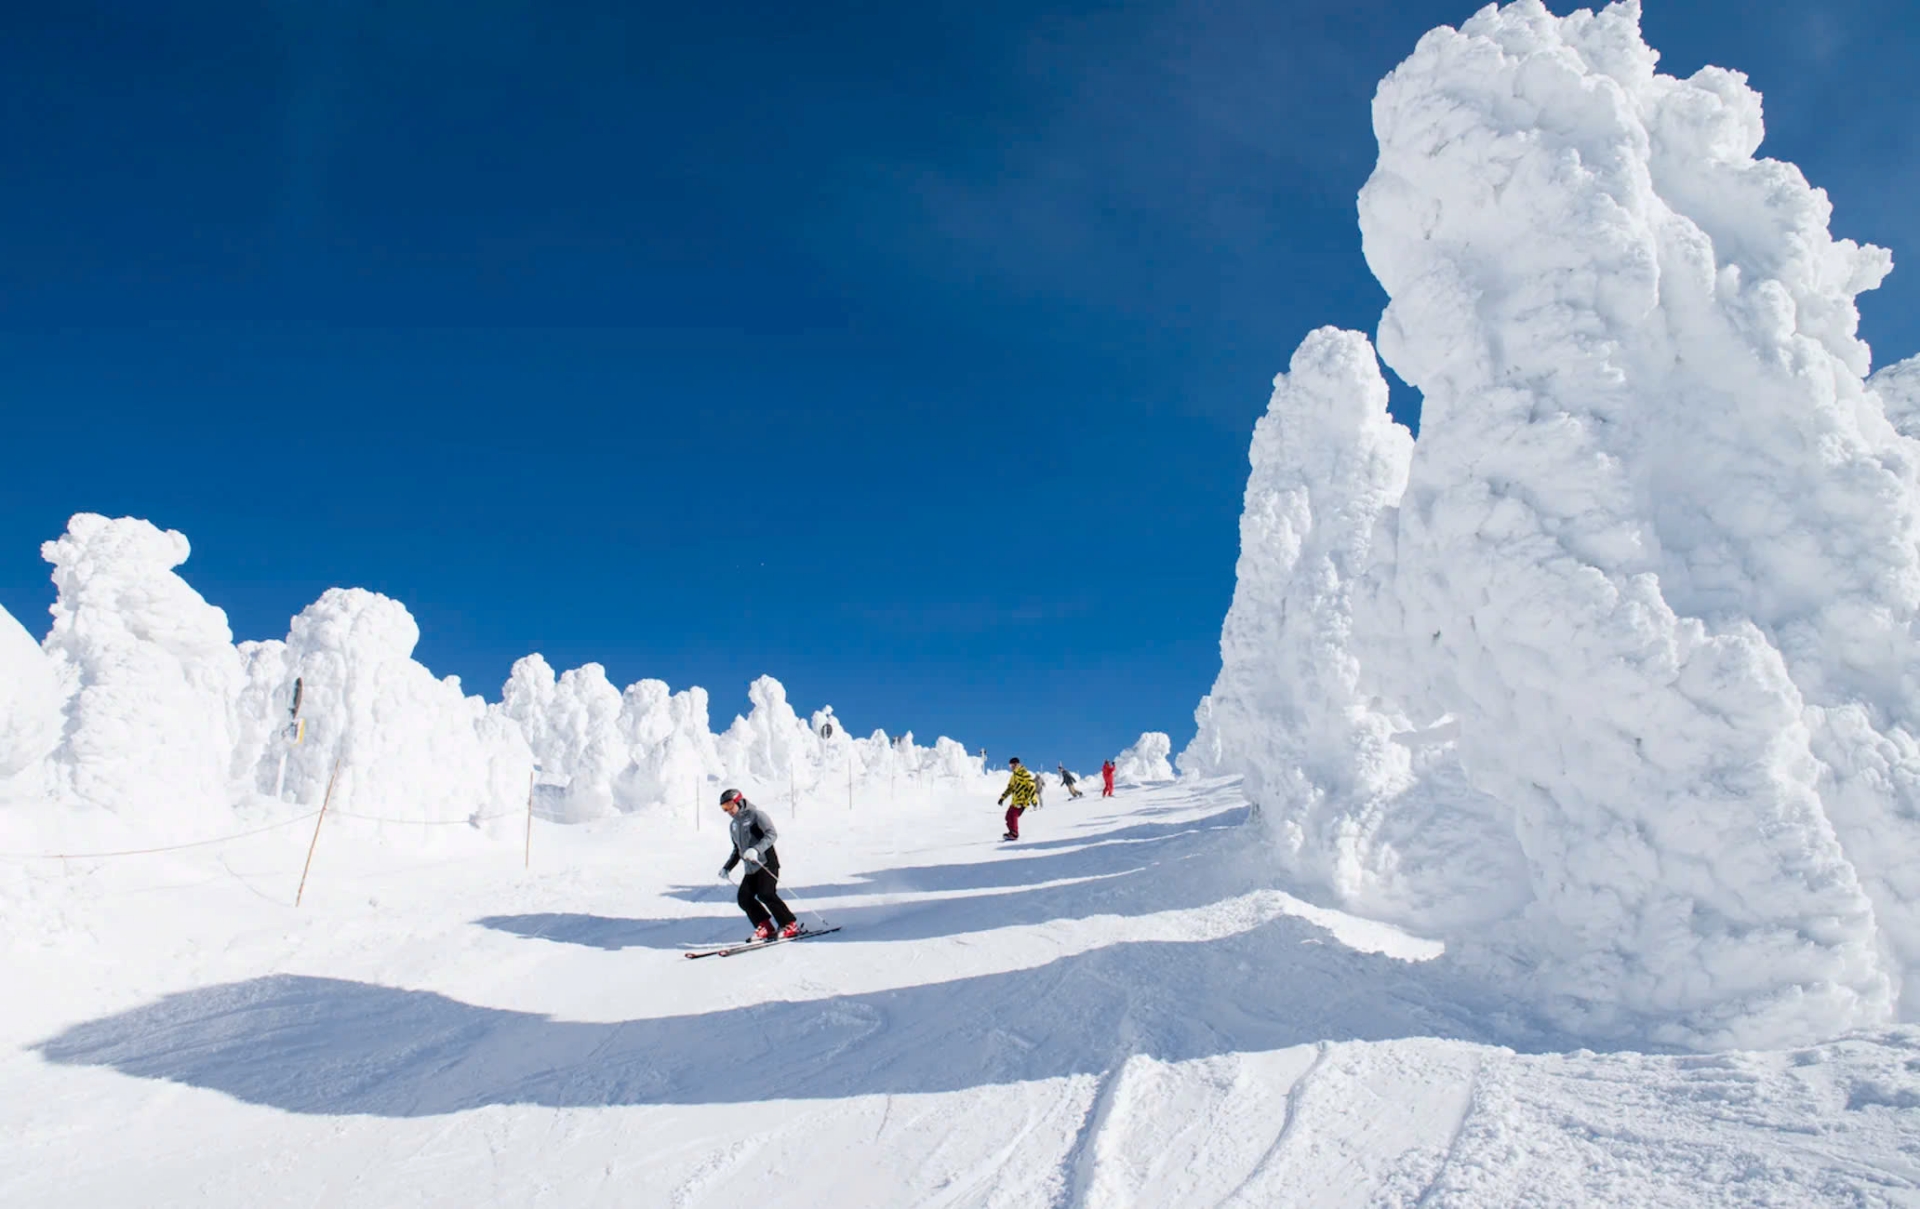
[0,811,322,861]
[329,811,526,826]
[2,752,536,909]
[0,806,526,859]
[2,752,993,902]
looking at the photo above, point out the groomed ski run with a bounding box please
[6,778,1920,1206]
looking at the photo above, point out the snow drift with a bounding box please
[1189,0,1920,1048]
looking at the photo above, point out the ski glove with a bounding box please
[740,849,761,866]
[718,864,732,880]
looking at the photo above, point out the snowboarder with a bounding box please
[1102,759,1116,797]
[1058,764,1083,799]
[717,789,799,940]
[1032,770,1046,810]
[996,757,1038,840]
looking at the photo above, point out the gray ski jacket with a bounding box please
[722,804,781,875]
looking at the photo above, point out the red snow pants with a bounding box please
[1102,774,1114,797]
[1005,805,1023,838]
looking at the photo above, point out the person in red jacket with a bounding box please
[1101,760,1116,797]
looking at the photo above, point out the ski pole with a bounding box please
[770,876,829,933]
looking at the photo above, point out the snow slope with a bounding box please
[5,778,1917,1206]
[1186,0,1920,1049]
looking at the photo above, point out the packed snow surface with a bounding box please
[5,779,1918,1206]
[1187,0,1920,1050]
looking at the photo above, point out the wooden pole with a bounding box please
[295,758,341,907]
[523,767,536,869]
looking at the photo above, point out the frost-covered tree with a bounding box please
[1198,0,1917,1047]
[39,515,243,819]
[0,604,62,780]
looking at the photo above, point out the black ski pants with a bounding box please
[738,865,796,929]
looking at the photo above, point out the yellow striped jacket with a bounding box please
[1001,765,1038,808]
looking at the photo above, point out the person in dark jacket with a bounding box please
[718,788,799,940]
[1058,764,1083,799]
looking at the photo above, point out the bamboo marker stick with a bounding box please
[295,757,341,907]
[524,767,536,869]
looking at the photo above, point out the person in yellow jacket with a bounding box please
[997,756,1038,841]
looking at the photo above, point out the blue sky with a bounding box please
[2,0,1916,768]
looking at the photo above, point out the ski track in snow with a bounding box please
[4,778,1920,1206]
[1217,1042,1331,1208]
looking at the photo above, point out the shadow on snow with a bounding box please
[37,788,1572,1117]
[475,805,1253,951]
[36,913,1494,1117]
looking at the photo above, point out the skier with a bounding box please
[1102,759,1116,797]
[717,789,799,940]
[1058,764,1083,799]
[996,757,1038,840]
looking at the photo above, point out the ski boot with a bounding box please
[780,921,802,939]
